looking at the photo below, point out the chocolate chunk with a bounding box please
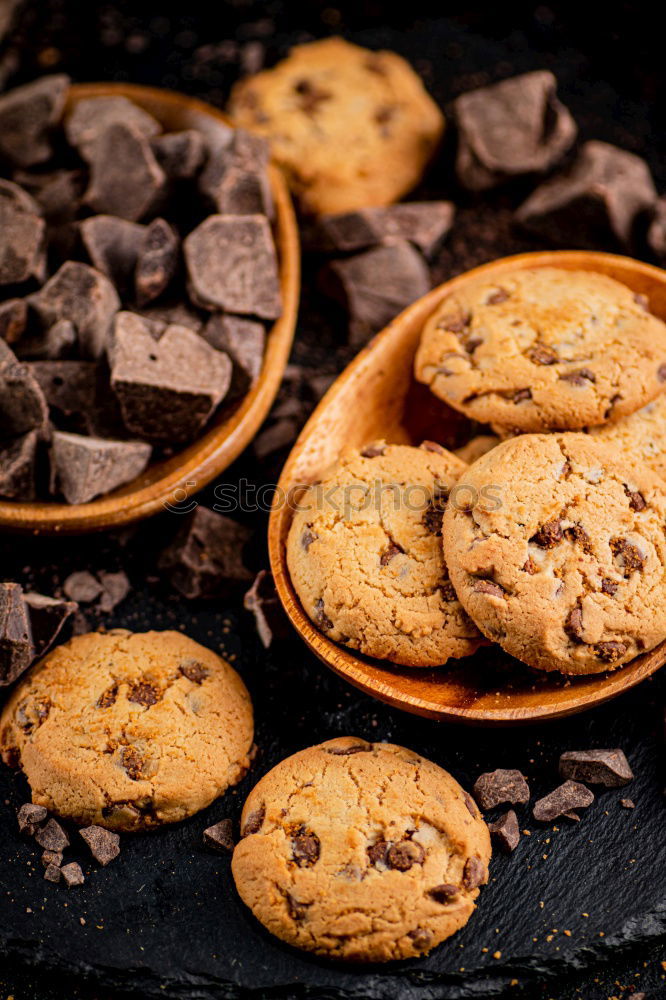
[0,179,46,285]
[17,168,84,224]
[314,598,334,631]
[595,640,628,662]
[387,840,424,871]
[0,430,39,500]
[44,863,61,883]
[0,339,48,435]
[16,318,76,362]
[559,749,633,787]
[79,824,120,865]
[528,343,559,366]
[560,368,596,386]
[138,301,203,334]
[184,214,281,319]
[50,431,152,505]
[326,741,372,756]
[97,570,130,613]
[80,215,144,295]
[512,387,532,403]
[620,798,635,809]
[285,892,309,922]
[128,681,159,707]
[367,840,389,867]
[531,518,563,548]
[487,809,520,853]
[454,70,577,191]
[625,487,646,512]
[252,417,299,460]
[159,506,253,599]
[407,928,432,951]
[241,804,265,837]
[516,141,657,249]
[63,570,103,603]
[291,827,320,867]
[243,569,290,649]
[17,802,47,835]
[428,884,459,904]
[110,313,231,442]
[41,849,63,868]
[361,444,386,458]
[199,128,273,217]
[648,197,666,263]
[324,240,430,347]
[60,861,84,887]
[473,579,505,598]
[28,261,120,359]
[0,582,33,686]
[312,202,455,258]
[84,122,167,222]
[29,359,96,423]
[179,659,209,684]
[23,591,77,659]
[601,578,618,596]
[120,745,144,780]
[533,780,594,822]
[462,856,487,890]
[0,74,70,167]
[97,684,118,709]
[203,818,235,852]
[473,768,530,810]
[135,218,180,307]
[66,96,161,162]
[201,314,265,396]
[565,605,585,642]
[151,129,206,180]
[0,298,27,344]
[35,817,70,851]
[610,537,646,576]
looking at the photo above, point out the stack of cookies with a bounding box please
[288,265,666,676]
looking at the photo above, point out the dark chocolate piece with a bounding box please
[454,70,577,191]
[0,178,46,285]
[50,430,152,505]
[35,817,70,851]
[201,313,265,395]
[243,569,290,648]
[16,168,84,223]
[487,809,520,853]
[27,261,120,359]
[313,202,455,258]
[559,749,633,787]
[80,215,144,295]
[620,798,635,809]
[473,768,530,810]
[134,218,180,307]
[516,141,657,249]
[252,417,299,460]
[0,74,70,167]
[97,570,130,613]
[0,430,38,500]
[29,359,97,430]
[648,197,666,263]
[23,590,77,659]
[199,128,273,218]
[184,214,281,319]
[203,818,235,852]
[44,863,62,883]
[0,298,27,344]
[17,802,47,836]
[65,95,161,161]
[533,780,594,822]
[41,849,63,868]
[79,824,120,866]
[84,122,167,222]
[1,581,33,686]
[63,570,102,604]
[325,240,430,346]
[137,301,203,334]
[60,861,84,887]
[110,313,231,442]
[151,129,206,180]
[15,318,76,361]
[158,506,253,599]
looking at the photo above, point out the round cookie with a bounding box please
[454,433,501,465]
[442,433,666,674]
[286,441,483,667]
[229,37,444,215]
[415,267,666,432]
[0,630,253,830]
[231,737,491,962]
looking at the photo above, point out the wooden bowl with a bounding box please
[269,251,666,724]
[0,82,300,534]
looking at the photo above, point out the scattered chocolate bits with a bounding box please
[203,818,235,852]
[487,810,520,853]
[532,780,594,822]
[473,769,530,810]
[243,569,290,648]
[17,802,47,836]
[34,817,70,851]
[559,749,633,787]
[41,849,63,868]
[60,861,85,887]
[159,506,253,599]
[79,824,121,866]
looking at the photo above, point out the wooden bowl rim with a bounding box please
[269,250,666,724]
[0,81,300,534]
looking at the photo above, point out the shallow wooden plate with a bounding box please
[0,82,300,534]
[269,250,666,724]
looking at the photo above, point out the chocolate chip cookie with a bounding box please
[231,737,491,962]
[229,37,444,215]
[0,630,254,830]
[442,433,666,674]
[286,441,483,667]
[587,391,666,480]
[415,267,666,432]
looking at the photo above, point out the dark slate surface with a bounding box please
[1,3,666,999]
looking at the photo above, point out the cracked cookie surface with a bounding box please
[229,37,444,215]
[442,433,666,674]
[231,736,491,962]
[0,630,254,830]
[415,267,666,432]
[286,441,483,667]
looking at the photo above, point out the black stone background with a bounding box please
[1,2,666,998]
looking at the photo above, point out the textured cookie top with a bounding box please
[229,37,444,215]
[415,267,666,432]
[587,391,666,480]
[0,630,253,830]
[442,433,666,674]
[286,441,483,667]
[231,737,491,962]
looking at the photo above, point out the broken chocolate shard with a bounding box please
[184,214,281,319]
[80,215,144,295]
[533,780,594,822]
[0,298,27,344]
[203,818,235,852]
[620,798,635,809]
[473,768,530,810]
[202,313,265,396]
[28,360,98,433]
[35,817,70,851]
[516,140,657,250]
[63,570,102,604]
[159,506,253,599]
[41,849,63,868]
[243,569,290,648]
[0,74,70,167]
[65,95,161,162]
[15,318,77,362]
[312,202,455,258]
[17,168,85,224]
[0,339,48,435]
[17,802,47,835]
[27,261,120,360]
[44,863,62,883]
[487,809,520,853]
[325,240,430,347]
[84,121,167,222]
[199,128,273,217]
[0,430,39,500]
[50,431,152,505]
[110,314,232,442]
[134,218,180,307]
[1,581,34,686]
[60,861,84,887]
[559,749,633,787]
[23,591,77,659]
[97,570,130,613]
[454,70,577,191]
[79,824,120,866]
[151,129,206,180]
[0,178,46,285]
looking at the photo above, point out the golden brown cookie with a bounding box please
[286,441,483,667]
[0,630,253,830]
[587,391,666,480]
[231,737,491,962]
[229,37,444,215]
[442,433,666,674]
[454,433,501,464]
[415,268,666,432]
